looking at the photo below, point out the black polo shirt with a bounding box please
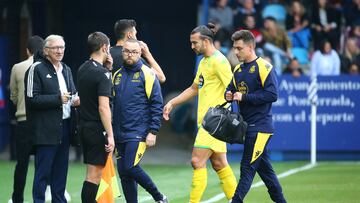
[77,59,112,122]
[110,46,123,75]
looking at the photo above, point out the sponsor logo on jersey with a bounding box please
[198,74,204,89]
[237,81,249,94]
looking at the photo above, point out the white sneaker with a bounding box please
[65,189,71,202]
[7,199,13,203]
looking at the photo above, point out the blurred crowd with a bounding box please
[205,0,360,76]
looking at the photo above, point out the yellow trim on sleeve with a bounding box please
[134,142,147,166]
[250,132,272,164]
[141,65,155,99]
[232,64,241,90]
[257,57,273,87]
[112,68,122,84]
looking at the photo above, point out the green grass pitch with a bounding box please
[1,161,359,202]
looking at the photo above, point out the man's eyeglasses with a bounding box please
[122,49,140,56]
[46,46,65,51]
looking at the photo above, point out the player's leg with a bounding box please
[257,142,286,203]
[189,147,212,203]
[210,152,237,200]
[116,142,137,203]
[11,121,32,203]
[190,127,218,202]
[120,141,165,202]
[32,145,57,203]
[51,119,70,203]
[80,122,108,203]
[231,131,271,203]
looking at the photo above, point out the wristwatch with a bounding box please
[149,130,158,135]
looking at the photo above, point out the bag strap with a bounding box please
[219,101,230,108]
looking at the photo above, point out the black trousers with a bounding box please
[11,121,33,203]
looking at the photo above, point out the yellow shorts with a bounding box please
[194,127,227,153]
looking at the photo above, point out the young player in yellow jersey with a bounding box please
[163,23,237,203]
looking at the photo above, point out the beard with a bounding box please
[124,59,136,66]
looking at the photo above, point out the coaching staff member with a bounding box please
[225,30,286,203]
[77,31,115,203]
[112,39,167,202]
[25,35,78,203]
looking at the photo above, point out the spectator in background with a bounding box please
[349,23,360,47]
[340,37,360,73]
[349,63,359,75]
[310,0,341,50]
[209,0,234,48]
[283,57,304,77]
[311,40,340,76]
[286,0,311,49]
[237,15,263,46]
[9,35,43,203]
[233,0,262,29]
[344,0,360,27]
[262,17,292,75]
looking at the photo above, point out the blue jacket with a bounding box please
[112,60,163,143]
[226,57,278,133]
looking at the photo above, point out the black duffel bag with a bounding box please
[202,102,247,144]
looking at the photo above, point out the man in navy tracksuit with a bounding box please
[225,30,286,202]
[112,39,167,203]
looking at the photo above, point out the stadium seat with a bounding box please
[291,47,309,65]
[262,4,287,24]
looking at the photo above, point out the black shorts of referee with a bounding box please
[79,120,108,166]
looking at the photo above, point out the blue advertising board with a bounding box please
[228,75,360,152]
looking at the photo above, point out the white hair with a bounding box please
[44,35,64,47]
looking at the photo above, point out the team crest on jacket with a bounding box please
[198,74,204,89]
[114,73,122,85]
[249,66,256,73]
[133,72,140,79]
[237,81,248,94]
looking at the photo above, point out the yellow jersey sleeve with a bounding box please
[193,61,202,85]
[214,56,232,87]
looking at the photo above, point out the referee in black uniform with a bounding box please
[77,31,115,203]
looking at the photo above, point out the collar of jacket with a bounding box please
[123,60,143,72]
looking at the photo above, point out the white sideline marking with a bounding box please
[200,163,316,203]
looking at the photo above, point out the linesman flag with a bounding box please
[307,75,318,105]
[96,155,121,203]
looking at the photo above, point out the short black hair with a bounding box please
[87,32,109,53]
[27,35,44,55]
[191,22,218,42]
[114,19,137,40]
[231,30,256,47]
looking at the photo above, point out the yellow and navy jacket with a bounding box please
[226,57,278,133]
[112,60,163,143]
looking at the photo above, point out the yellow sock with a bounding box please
[216,165,237,200]
[189,168,207,203]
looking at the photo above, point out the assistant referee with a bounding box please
[77,31,115,203]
